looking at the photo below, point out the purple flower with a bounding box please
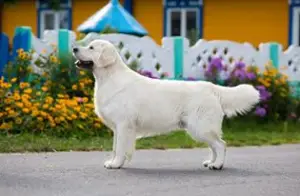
[255,107,267,117]
[208,57,223,71]
[233,69,247,80]
[256,85,266,91]
[205,57,224,81]
[186,77,196,81]
[235,61,246,69]
[255,85,272,101]
[246,72,256,80]
[139,70,153,78]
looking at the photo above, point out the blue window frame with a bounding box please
[163,0,203,39]
[37,0,72,38]
[289,0,300,46]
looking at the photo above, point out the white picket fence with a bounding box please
[32,30,300,82]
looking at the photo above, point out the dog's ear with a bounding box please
[97,44,117,67]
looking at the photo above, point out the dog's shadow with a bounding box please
[122,167,266,178]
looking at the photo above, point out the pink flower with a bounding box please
[77,97,83,103]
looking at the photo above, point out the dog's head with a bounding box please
[72,40,117,70]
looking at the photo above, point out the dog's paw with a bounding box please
[104,157,125,169]
[208,163,224,170]
[202,160,213,167]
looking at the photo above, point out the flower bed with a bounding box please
[0,49,107,136]
[1,49,299,135]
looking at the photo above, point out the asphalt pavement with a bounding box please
[0,144,300,196]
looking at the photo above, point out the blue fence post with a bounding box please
[11,26,32,60]
[269,42,280,69]
[0,33,10,77]
[58,29,72,65]
[173,37,184,80]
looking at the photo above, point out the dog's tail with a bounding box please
[213,84,260,118]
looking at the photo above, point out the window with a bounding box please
[37,0,72,38]
[292,7,300,46]
[289,1,300,46]
[164,0,203,39]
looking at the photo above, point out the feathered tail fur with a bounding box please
[214,84,260,118]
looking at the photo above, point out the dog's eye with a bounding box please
[89,46,94,50]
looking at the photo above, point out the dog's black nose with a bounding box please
[73,48,79,53]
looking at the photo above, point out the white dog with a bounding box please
[73,40,260,170]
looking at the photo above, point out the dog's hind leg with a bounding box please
[186,113,226,170]
[203,133,226,170]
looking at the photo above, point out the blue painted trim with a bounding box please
[68,7,73,30]
[37,1,72,38]
[288,3,300,45]
[163,5,167,36]
[163,0,203,39]
[124,0,133,14]
[199,5,203,38]
[173,37,184,79]
[288,4,294,45]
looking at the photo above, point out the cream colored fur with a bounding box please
[73,40,260,170]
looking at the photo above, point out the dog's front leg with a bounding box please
[104,131,117,166]
[104,125,135,169]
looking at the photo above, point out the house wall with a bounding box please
[133,0,289,47]
[133,0,163,44]
[3,1,37,41]
[2,0,289,48]
[203,0,289,48]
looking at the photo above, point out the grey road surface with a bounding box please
[0,144,300,196]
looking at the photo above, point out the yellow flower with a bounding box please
[31,110,39,117]
[74,107,81,112]
[79,112,88,119]
[11,78,17,83]
[22,108,30,113]
[83,97,88,103]
[42,104,49,109]
[5,107,12,111]
[24,88,32,94]
[24,101,32,108]
[54,117,61,124]
[79,82,85,88]
[59,116,65,121]
[72,85,78,90]
[55,105,62,110]
[14,94,21,101]
[71,114,77,119]
[37,117,43,121]
[79,71,85,75]
[50,122,56,127]
[85,103,94,108]
[94,123,102,128]
[42,87,48,92]
[40,111,47,117]
[45,96,53,104]
[50,55,58,63]
[15,118,22,125]
[57,94,64,98]
[17,48,24,54]
[20,82,28,89]
[0,122,12,129]
[3,83,12,88]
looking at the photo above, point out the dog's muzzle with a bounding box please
[75,60,94,70]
